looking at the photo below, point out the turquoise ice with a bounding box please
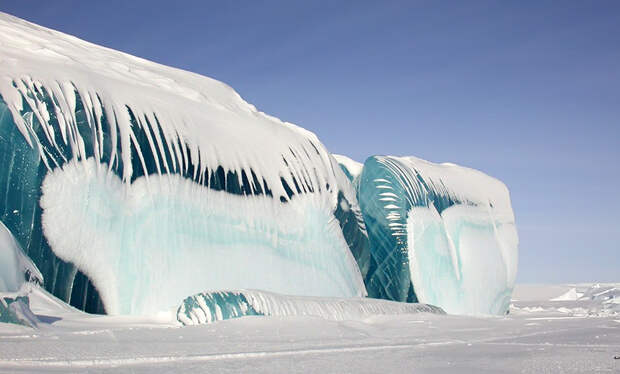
[357,156,518,315]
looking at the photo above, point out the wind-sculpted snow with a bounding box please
[177,289,445,325]
[358,156,518,315]
[0,12,369,314]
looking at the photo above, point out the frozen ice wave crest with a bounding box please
[357,156,518,315]
[0,11,369,314]
[177,289,445,325]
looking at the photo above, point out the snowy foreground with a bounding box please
[1,284,618,373]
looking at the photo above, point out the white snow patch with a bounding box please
[333,154,363,179]
[550,288,584,301]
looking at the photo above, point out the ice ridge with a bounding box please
[177,289,445,325]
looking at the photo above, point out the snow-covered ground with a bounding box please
[1,284,618,373]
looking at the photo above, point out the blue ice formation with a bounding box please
[356,156,518,315]
[177,289,445,325]
[0,12,518,317]
[0,12,369,315]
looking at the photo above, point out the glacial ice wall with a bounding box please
[0,12,369,314]
[177,289,445,325]
[358,156,518,315]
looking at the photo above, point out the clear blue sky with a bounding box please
[2,1,619,283]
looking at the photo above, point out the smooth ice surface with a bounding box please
[0,283,618,373]
[0,12,369,313]
[0,222,22,293]
[0,221,42,292]
[358,155,518,315]
[40,159,365,315]
[177,289,444,325]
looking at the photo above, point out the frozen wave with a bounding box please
[358,155,518,315]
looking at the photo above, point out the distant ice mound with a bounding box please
[177,289,445,325]
[552,284,620,317]
[513,284,619,318]
[356,156,518,315]
[550,288,583,301]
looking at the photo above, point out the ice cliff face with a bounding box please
[0,12,368,315]
[356,156,518,315]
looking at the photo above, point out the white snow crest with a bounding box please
[333,154,363,180]
[374,155,516,215]
[0,11,343,202]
